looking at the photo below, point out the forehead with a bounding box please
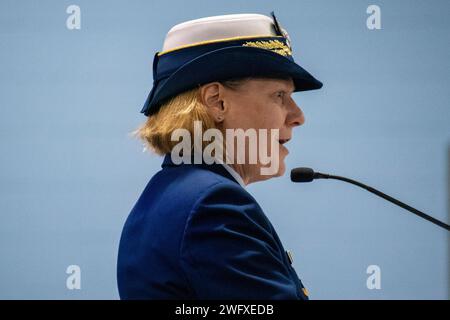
[244,77,295,91]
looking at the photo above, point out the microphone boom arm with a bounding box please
[314,172,450,231]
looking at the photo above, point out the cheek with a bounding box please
[226,98,260,128]
[265,114,286,135]
[227,97,285,131]
[255,105,285,130]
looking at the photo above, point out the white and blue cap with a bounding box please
[141,12,323,116]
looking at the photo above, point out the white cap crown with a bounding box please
[162,13,282,52]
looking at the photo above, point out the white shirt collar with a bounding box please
[194,151,246,188]
[221,163,246,189]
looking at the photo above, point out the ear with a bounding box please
[199,82,227,122]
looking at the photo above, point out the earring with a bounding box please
[217,116,223,122]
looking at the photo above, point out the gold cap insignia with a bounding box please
[270,11,292,51]
[242,39,292,57]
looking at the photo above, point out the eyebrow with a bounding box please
[274,86,295,94]
[286,82,296,93]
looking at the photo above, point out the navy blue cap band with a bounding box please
[155,36,292,82]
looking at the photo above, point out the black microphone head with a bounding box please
[290,167,315,183]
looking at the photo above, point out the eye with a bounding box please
[276,91,285,99]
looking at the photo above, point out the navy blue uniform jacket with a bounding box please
[117,154,309,299]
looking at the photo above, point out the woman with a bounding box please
[117,13,322,299]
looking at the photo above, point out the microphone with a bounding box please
[290,167,450,232]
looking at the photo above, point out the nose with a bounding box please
[286,99,305,127]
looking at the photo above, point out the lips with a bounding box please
[278,138,291,145]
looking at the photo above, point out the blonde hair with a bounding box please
[134,88,216,155]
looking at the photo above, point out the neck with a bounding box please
[229,163,256,186]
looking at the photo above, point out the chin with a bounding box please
[270,155,286,178]
[276,160,286,177]
[277,149,288,175]
[255,152,287,181]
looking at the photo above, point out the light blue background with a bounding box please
[0,0,448,299]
